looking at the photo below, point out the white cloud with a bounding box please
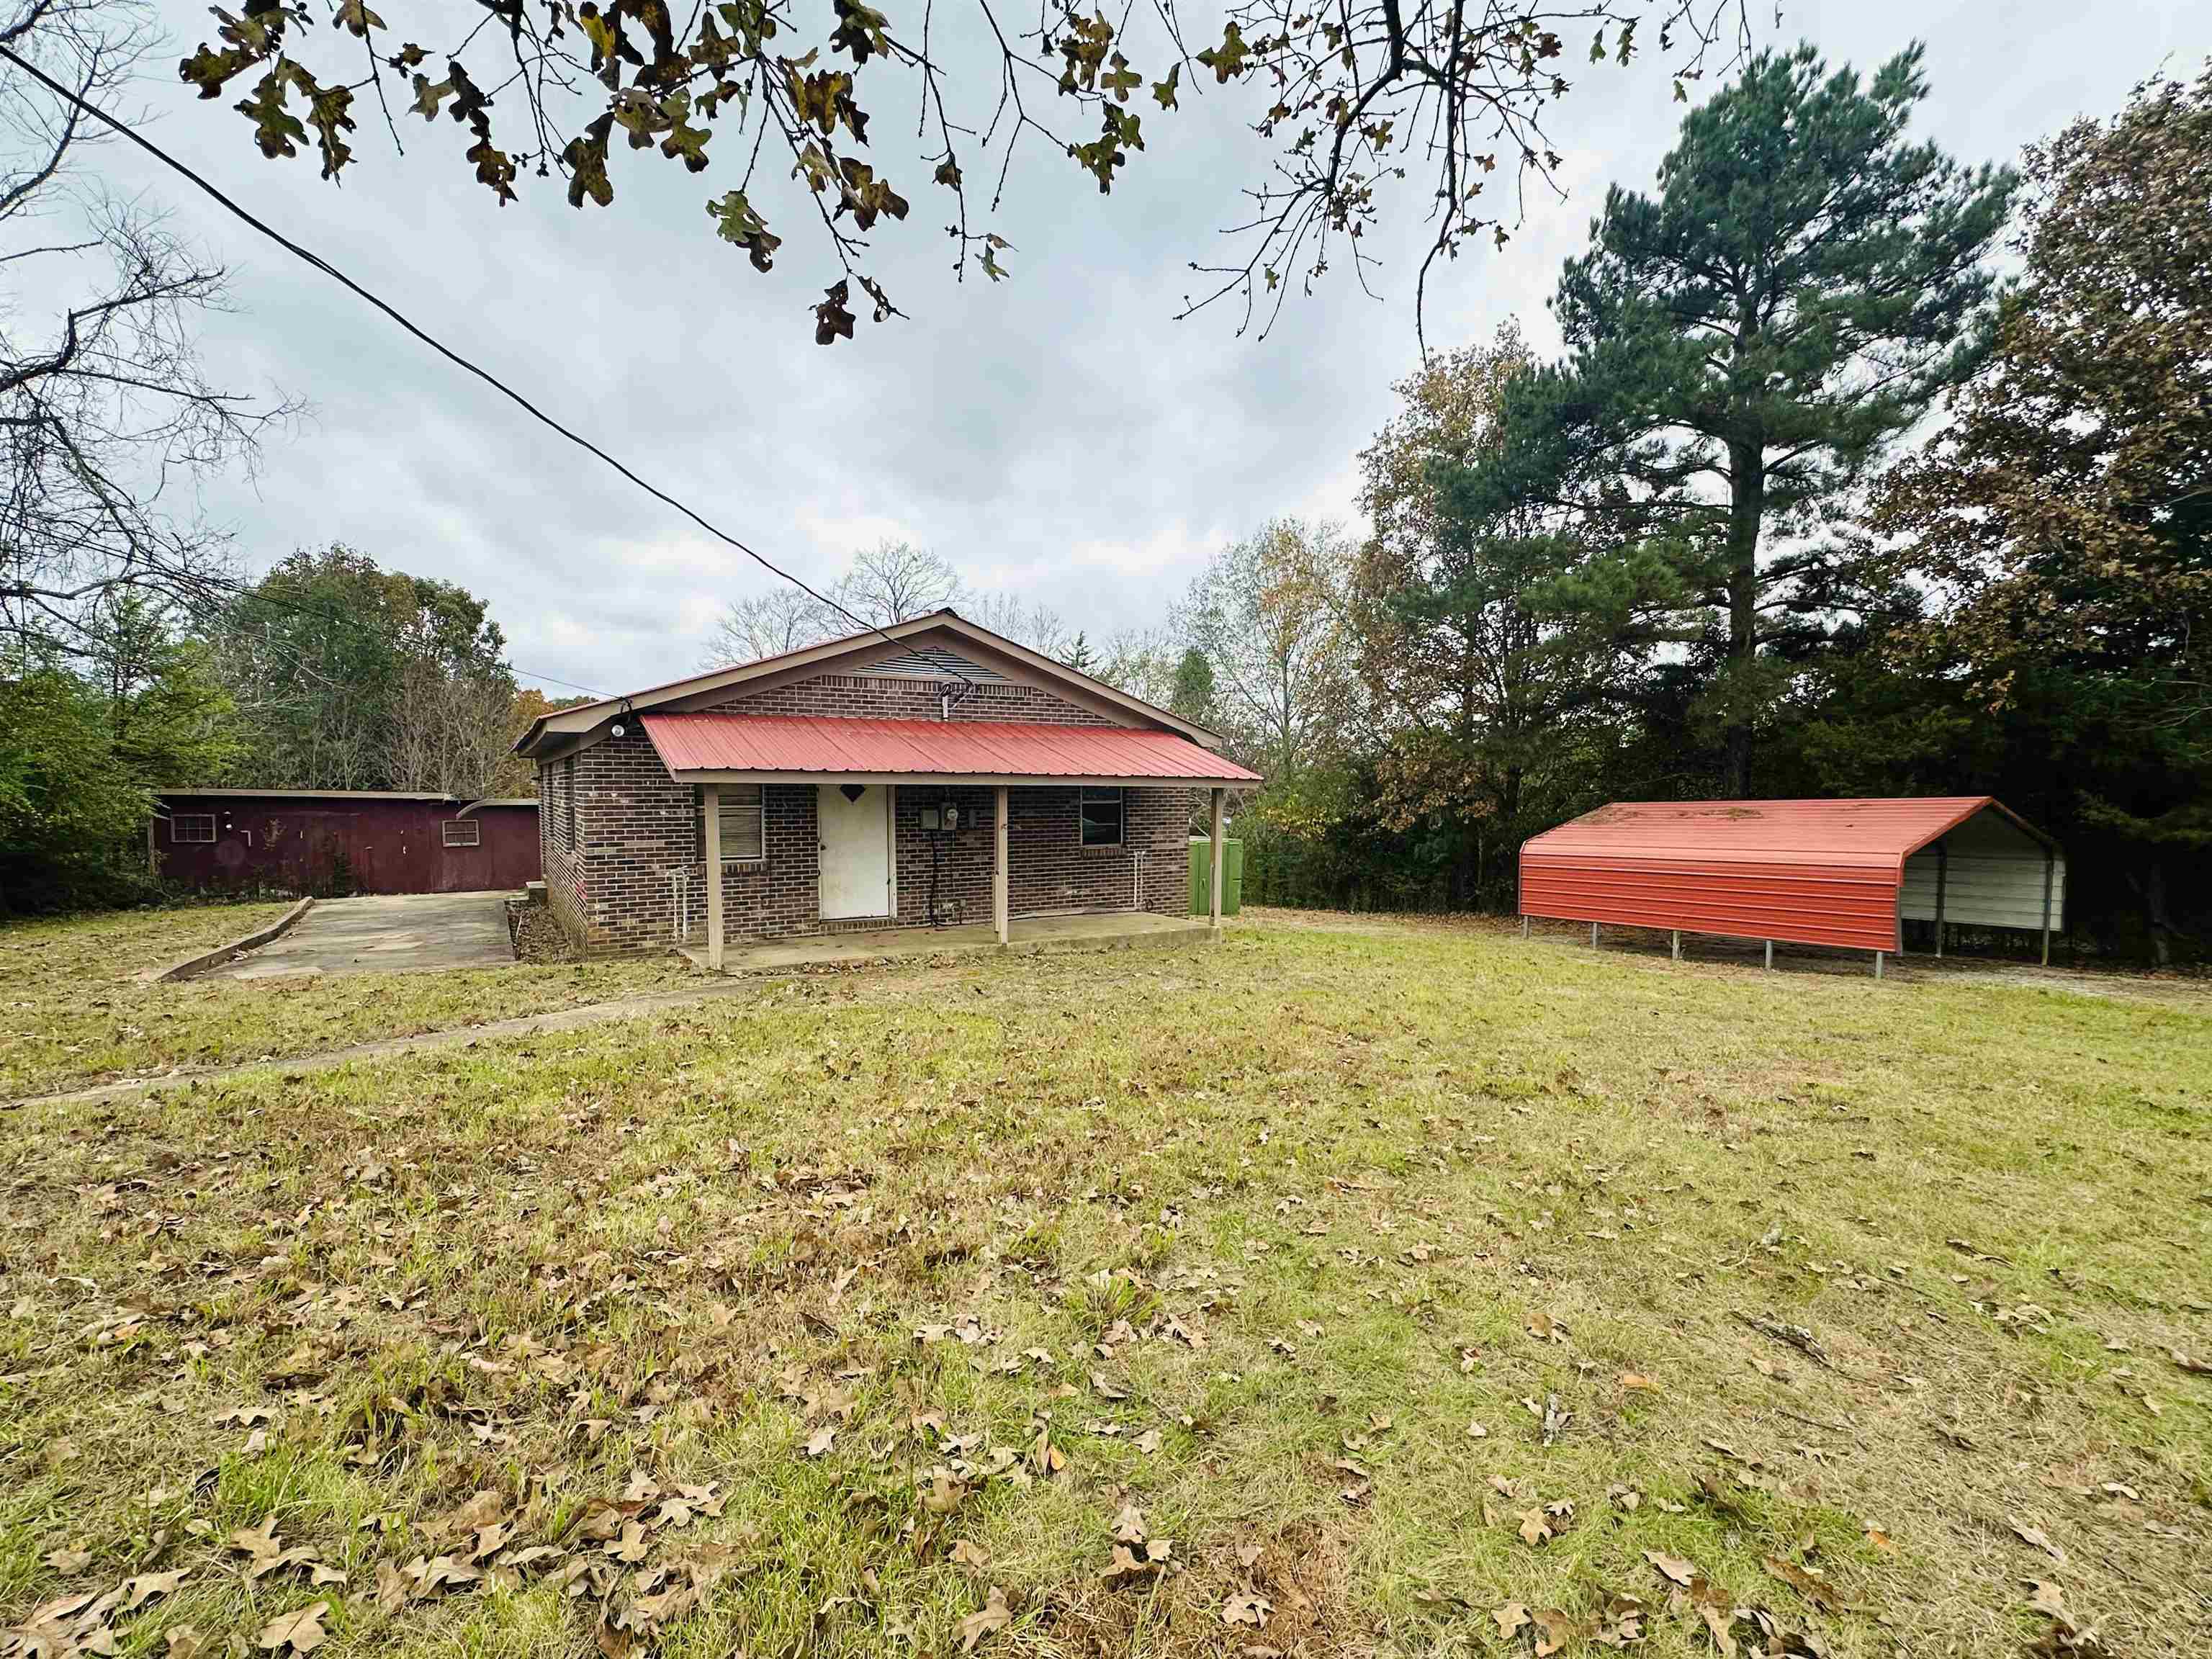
[87,0,2200,696]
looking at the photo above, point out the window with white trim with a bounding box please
[1079,786,1124,848]
[442,819,480,848]
[171,813,216,844]
[700,783,765,862]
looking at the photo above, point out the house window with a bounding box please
[701,783,765,862]
[442,819,480,848]
[1079,786,1124,848]
[171,814,215,845]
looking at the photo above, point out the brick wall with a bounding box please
[706,672,1115,725]
[535,669,1194,954]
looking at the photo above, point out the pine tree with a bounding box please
[1510,42,2015,794]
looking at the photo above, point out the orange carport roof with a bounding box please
[642,712,1262,785]
[1522,798,2035,867]
[1519,797,2051,953]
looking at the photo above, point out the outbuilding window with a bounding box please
[442,819,480,848]
[701,783,765,862]
[1079,786,1124,848]
[171,814,215,844]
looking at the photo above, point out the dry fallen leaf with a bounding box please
[166,1627,210,1659]
[958,1585,1011,1652]
[1762,1555,1842,1614]
[257,1601,329,1655]
[1223,1589,1273,1629]
[1643,1550,1696,1587]
[1532,1607,1583,1656]
[2028,1579,2069,1620]
[1517,1508,1554,1547]
[950,1539,991,1571]
[122,1569,189,1611]
[2009,1517,2067,1564]
[44,1547,94,1575]
[1492,1601,1532,1639]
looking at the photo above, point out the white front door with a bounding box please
[817,782,891,919]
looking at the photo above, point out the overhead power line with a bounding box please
[0,41,968,696]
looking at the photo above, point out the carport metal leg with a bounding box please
[1935,840,1946,958]
[1763,940,1773,971]
[1671,930,1680,961]
[1873,950,1884,981]
[1591,922,1600,948]
[1521,914,1529,938]
[2041,850,2054,966]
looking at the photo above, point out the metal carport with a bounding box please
[1518,797,2064,975]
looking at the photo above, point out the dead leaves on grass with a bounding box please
[957,1585,1011,1651]
[255,1601,328,1655]
[1100,1503,1174,1586]
[7,1569,192,1659]
[1629,1547,1848,1658]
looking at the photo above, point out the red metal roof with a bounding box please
[642,713,1262,784]
[1520,797,2032,953]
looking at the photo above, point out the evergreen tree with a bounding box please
[1876,64,2212,963]
[1501,42,2015,794]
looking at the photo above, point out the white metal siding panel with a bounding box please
[1897,806,2064,930]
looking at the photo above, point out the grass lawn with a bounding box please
[3,914,2207,1659]
[0,904,698,1099]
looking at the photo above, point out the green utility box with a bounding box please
[1189,835,1244,917]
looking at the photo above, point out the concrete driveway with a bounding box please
[210,891,516,979]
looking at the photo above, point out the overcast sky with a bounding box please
[86,1,2208,696]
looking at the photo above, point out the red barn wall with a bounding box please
[154,796,540,896]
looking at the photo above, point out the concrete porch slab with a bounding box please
[678,909,1213,974]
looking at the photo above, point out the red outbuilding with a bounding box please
[1519,797,2064,972]
[153,789,541,896]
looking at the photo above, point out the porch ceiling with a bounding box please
[641,713,1263,787]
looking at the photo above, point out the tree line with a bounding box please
[0,545,567,909]
[6,5,2202,963]
[1158,50,2209,966]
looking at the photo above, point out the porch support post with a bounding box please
[1671,929,1681,962]
[703,783,724,972]
[1208,788,1226,934]
[994,785,1010,946]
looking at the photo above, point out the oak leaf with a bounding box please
[257,1601,329,1655]
[958,1585,1011,1651]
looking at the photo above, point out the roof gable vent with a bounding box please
[853,645,1007,683]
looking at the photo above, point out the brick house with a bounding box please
[511,609,1260,962]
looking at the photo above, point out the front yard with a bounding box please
[3,911,2207,1658]
[0,904,696,1099]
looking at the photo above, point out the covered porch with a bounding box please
[646,709,1260,970]
[677,908,1210,974]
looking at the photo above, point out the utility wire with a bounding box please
[0,41,970,694]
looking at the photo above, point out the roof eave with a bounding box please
[513,608,1231,757]
[671,768,1262,788]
